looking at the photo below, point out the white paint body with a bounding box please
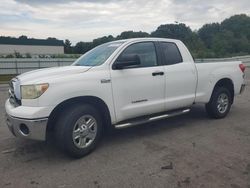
[5,38,245,125]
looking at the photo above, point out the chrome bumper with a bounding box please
[5,113,48,141]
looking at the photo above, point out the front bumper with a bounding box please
[5,113,48,141]
[5,98,54,141]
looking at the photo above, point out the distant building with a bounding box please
[0,37,64,55]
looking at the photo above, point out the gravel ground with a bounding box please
[0,69,249,188]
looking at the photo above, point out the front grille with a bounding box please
[9,79,21,107]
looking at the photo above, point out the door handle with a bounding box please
[152,71,164,76]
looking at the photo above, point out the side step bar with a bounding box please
[115,108,190,129]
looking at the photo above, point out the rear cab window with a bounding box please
[160,42,183,65]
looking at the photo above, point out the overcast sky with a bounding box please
[0,0,249,44]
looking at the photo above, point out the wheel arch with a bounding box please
[47,96,112,133]
[210,78,234,103]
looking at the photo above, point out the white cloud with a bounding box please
[0,0,249,43]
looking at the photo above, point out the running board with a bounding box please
[115,108,190,129]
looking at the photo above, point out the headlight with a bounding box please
[21,83,49,99]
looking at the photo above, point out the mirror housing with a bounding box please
[113,54,141,70]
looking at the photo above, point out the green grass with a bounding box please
[0,74,16,84]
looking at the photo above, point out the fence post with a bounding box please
[57,60,60,67]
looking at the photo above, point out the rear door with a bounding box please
[110,42,166,122]
[160,42,197,110]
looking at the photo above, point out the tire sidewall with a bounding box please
[57,104,103,158]
[210,87,232,118]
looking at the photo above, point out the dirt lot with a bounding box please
[0,69,250,188]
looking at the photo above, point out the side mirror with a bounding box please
[113,54,141,70]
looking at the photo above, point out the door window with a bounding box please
[161,42,183,65]
[118,42,158,68]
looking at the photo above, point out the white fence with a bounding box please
[0,58,75,75]
[0,55,250,75]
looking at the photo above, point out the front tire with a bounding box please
[205,87,232,119]
[55,104,103,158]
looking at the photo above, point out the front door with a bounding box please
[110,42,166,122]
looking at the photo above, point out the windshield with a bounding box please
[72,41,124,66]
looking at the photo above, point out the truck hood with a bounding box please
[17,66,92,84]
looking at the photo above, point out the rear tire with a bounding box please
[55,104,103,158]
[205,87,232,119]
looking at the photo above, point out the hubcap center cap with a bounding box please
[80,125,89,136]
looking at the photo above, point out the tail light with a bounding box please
[239,63,246,73]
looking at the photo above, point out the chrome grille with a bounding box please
[9,79,21,107]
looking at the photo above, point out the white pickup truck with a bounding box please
[5,38,246,157]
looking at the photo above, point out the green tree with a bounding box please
[18,35,28,40]
[73,42,92,54]
[185,33,209,58]
[198,14,250,56]
[221,14,250,39]
[64,39,72,54]
[198,23,221,49]
[92,35,114,47]
[210,31,235,57]
[117,31,149,39]
[47,37,58,40]
[151,23,193,44]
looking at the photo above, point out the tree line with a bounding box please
[64,14,250,58]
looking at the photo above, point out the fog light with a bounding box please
[19,124,29,136]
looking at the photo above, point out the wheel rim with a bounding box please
[72,115,98,149]
[217,93,229,114]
